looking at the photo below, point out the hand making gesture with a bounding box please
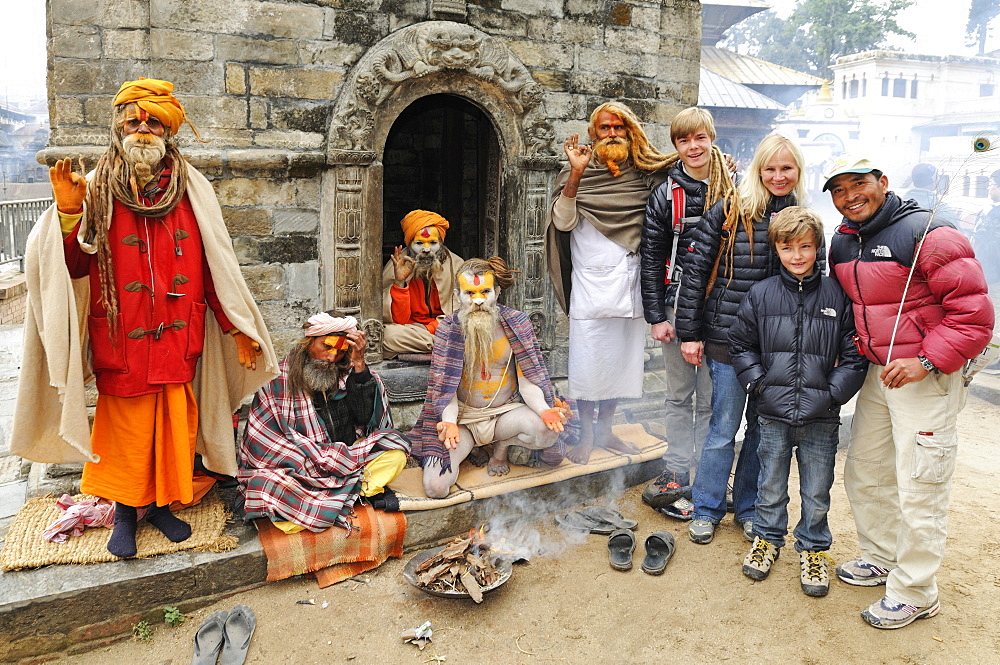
[48,157,87,214]
[390,245,416,286]
[563,133,593,174]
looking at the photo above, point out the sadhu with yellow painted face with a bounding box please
[380,209,464,357]
[12,78,277,558]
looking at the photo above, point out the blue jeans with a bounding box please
[691,358,760,524]
[754,418,839,552]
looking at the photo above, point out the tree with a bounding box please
[721,0,915,79]
[967,0,1000,55]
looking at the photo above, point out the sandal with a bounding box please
[555,511,613,535]
[641,531,676,575]
[579,506,638,531]
[607,529,636,571]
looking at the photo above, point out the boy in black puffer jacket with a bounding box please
[728,206,867,598]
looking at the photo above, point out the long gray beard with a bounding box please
[303,358,351,393]
[408,246,448,283]
[459,307,499,382]
[122,134,167,182]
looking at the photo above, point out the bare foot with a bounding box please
[467,446,490,467]
[596,427,641,454]
[566,430,594,464]
[487,457,510,476]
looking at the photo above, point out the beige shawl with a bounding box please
[544,160,661,314]
[10,165,278,477]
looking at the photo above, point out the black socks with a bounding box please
[106,502,192,558]
[108,503,138,558]
[145,504,193,543]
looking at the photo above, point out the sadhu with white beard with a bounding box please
[380,209,464,357]
[12,78,277,558]
[410,258,575,498]
[546,101,672,464]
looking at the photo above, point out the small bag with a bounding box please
[962,332,1000,385]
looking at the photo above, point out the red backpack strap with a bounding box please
[664,178,686,284]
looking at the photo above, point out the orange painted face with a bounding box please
[457,271,497,311]
[122,104,166,137]
[323,334,350,353]
[409,226,441,255]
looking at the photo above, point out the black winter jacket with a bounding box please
[728,267,868,426]
[640,163,708,324]
[674,195,826,351]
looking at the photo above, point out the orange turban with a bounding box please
[401,210,449,245]
[112,78,187,134]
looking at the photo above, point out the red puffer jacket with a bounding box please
[828,192,993,374]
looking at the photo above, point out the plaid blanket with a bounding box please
[238,360,410,531]
[410,305,576,473]
[254,504,406,588]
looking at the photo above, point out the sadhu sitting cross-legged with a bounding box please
[409,257,573,498]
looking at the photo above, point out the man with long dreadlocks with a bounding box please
[409,258,572,498]
[639,107,736,517]
[545,101,671,464]
[12,78,277,558]
[380,209,463,358]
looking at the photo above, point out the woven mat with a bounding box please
[391,423,667,510]
[255,503,406,588]
[0,490,237,571]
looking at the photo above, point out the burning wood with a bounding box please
[413,527,503,603]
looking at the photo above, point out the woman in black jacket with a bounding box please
[673,133,811,546]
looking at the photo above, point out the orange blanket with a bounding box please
[254,504,406,588]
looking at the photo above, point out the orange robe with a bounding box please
[389,278,444,335]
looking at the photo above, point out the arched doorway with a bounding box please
[381,94,501,266]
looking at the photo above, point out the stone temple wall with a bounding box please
[40,0,702,360]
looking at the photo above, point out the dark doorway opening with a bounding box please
[382,94,499,265]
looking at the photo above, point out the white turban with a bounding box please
[304,313,358,337]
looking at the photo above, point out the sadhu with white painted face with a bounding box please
[409,257,574,498]
[12,78,276,559]
[381,209,464,357]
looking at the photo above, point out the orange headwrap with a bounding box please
[112,78,187,135]
[401,210,449,246]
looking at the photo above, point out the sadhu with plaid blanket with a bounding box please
[238,312,410,532]
[409,258,579,498]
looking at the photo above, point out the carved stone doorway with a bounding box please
[381,94,501,265]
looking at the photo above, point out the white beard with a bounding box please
[459,306,499,382]
[303,358,350,393]
[122,133,167,183]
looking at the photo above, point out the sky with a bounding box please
[0,0,994,103]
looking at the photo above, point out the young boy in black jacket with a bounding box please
[728,206,868,597]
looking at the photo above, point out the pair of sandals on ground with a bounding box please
[191,605,256,665]
[554,505,676,575]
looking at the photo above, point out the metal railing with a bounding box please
[0,198,51,271]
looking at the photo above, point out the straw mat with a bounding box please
[0,489,236,571]
[391,423,667,510]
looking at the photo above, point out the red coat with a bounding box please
[64,170,233,397]
[389,277,444,335]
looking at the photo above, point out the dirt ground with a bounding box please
[55,391,1000,665]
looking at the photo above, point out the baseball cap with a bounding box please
[822,155,878,191]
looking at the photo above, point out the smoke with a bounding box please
[481,466,633,561]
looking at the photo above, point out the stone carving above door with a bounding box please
[330,21,555,159]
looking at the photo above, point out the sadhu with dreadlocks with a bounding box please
[673,132,813,546]
[408,258,573,498]
[12,78,277,559]
[638,107,736,516]
[545,101,674,465]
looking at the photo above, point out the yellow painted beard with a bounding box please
[594,137,630,175]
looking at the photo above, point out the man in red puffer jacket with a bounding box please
[824,155,994,630]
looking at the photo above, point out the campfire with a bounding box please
[411,525,510,603]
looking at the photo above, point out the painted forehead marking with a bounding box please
[419,227,431,238]
[472,274,481,286]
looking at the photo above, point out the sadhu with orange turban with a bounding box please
[13,78,278,560]
[381,209,465,357]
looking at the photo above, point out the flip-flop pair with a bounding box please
[608,530,675,575]
[554,506,638,535]
[192,605,256,665]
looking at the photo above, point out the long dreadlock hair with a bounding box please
[588,102,673,174]
[84,104,191,341]
[717,133,807,284]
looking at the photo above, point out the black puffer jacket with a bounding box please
[640,163,708,324]
[674,195,826,350]
[728,267,868,426]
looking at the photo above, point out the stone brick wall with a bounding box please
[0,274,27,325]
[41,0,702,356]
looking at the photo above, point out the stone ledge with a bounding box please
[34,147,326,176]
[0,273,26,300]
